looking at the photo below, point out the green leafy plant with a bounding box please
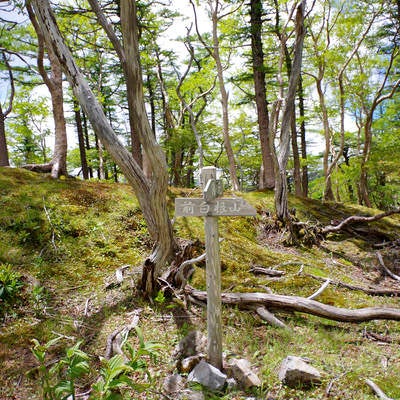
[92,326,162,399]
[30,337,89,400]
[50,341,90,400]
[29,328,162,400]
[91,354,139,399]
[0,263,24,317]
[30,336,63,400]
[30,285,48,316]
[0,263,24,300]
[125,326,162,378]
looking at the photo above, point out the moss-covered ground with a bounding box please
[1,167,400,399]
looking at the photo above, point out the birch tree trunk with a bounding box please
[29,0,176,295]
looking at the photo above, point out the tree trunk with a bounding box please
[88,0,143,168]
[27,3,68,178]
[73,99,89,180]
[30,0,176,295]
[0,51,13,167]
[291,108,302,196]
[210,2,240,191]
[249,0,275,190]
[298,75,308,197]
[47,48,68,178]
[274,1,306,222]
[0,110,10,167]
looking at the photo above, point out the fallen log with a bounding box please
[185,286,400,323]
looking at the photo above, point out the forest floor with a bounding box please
[0,167,400,399]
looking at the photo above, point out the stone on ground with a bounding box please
[278,356,322,388]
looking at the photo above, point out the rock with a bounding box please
[226,377,238,390]
[174,330,207,360]
[278,356,322,388]
[227,358,262,389]
[187,360,227,391]
[179,389,205,400]
[163,374,186,395]
[178,354,205,373]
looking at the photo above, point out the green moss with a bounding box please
[1,168,400,399]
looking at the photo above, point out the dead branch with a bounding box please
[362,329,395,344]
[249,266,285,277]
[307,279,331,300]
[304,273,400,297]
[185,286,400,323]
[105,310,141,359]
[376,251,400,281]
[322,209,400,234]
[176,252,206,288]
[365,379,394,400]
[252,306,289,329]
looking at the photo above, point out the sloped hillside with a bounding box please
[1,167,400,399]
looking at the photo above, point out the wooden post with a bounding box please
[175,166,255,370]
[201,167,223,370]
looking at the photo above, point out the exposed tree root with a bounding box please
[185,286,400,323]
[322,209,400,235]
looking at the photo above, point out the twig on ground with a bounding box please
[249,266,285,277]
[104,310,141,359]
[303,273,400,297]
[43,198,57,250]
[253,306,289,329]
[365,378,393,400]
[307,279,331,300]
[177,252,206,288]
[376,251,400,281]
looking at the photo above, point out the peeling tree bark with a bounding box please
[29,0,176,295]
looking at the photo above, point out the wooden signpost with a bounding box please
[175,166,256,369]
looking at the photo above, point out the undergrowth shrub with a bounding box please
[29,326,162,400]
[0,263,24,318]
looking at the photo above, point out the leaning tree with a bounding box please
[29,0,176,295]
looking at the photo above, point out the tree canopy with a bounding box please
[1,0,398,211]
